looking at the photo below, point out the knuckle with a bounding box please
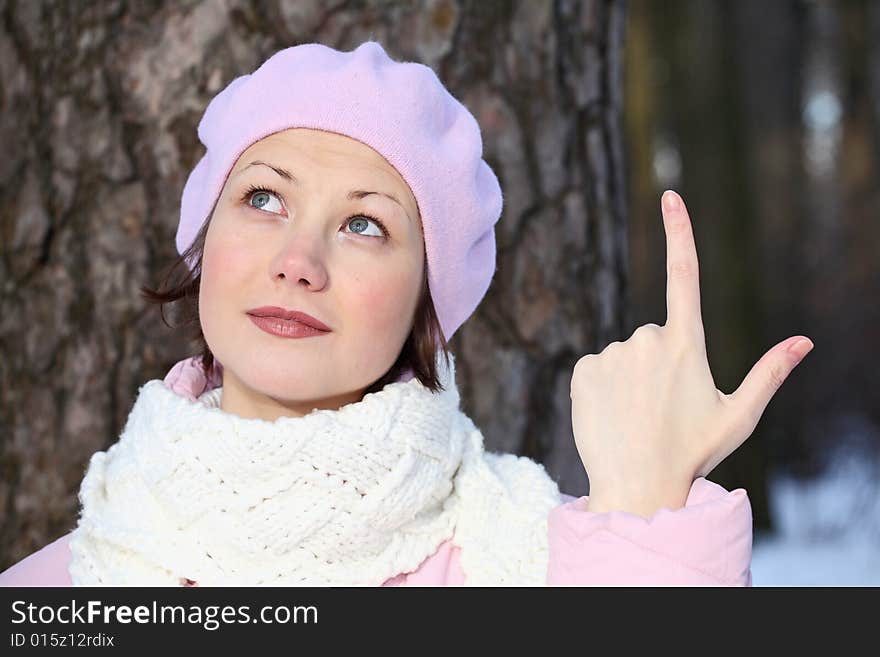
[600,340,623,357]
[571,355,597,395]
[572,353,594,376]
[670,322,704,350]
[668,332,694,359]
[632,323,662,341]
[667,217,690,234]
[668,260,695,279]
[768,362,788,391]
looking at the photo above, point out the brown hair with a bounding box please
[140,212,451,396]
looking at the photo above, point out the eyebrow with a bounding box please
[234,160,411,221]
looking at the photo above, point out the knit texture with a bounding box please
[68,351,561,586]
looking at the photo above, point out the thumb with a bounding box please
[726,336,814,434]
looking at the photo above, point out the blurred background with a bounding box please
[625,0,879,584]
[0,0,877,584]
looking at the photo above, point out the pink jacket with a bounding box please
[0,359,754,586]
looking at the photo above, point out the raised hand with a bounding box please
[570,190,813,518]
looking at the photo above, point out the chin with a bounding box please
[239,362,326,395]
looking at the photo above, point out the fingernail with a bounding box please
[662,190,680,212]
[787,338,814,362]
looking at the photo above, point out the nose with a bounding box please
[269,228,329,290]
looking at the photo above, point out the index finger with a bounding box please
[661,190,704,338]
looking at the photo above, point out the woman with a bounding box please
[1,40,802,586]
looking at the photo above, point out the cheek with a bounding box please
[200,228,253,318]
[346,268,418,334]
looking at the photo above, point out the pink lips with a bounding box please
[246,306,332,339]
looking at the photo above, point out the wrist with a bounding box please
[584,480,692,519]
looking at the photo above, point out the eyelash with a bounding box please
[239,184,391,239]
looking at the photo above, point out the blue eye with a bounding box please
[240,185,390,239]
[345,215,389,238]
[247,189,284,213]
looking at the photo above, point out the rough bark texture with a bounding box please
[0,0,628,570]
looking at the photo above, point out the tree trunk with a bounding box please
[449,0,629,500]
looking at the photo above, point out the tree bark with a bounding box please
[450,0,629,500]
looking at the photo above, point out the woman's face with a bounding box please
[199,128,425,420]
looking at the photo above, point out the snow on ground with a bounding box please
[751,432,880,586]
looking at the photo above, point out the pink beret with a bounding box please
[176,40,503,344]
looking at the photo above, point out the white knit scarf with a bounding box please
[68,351,562,586]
